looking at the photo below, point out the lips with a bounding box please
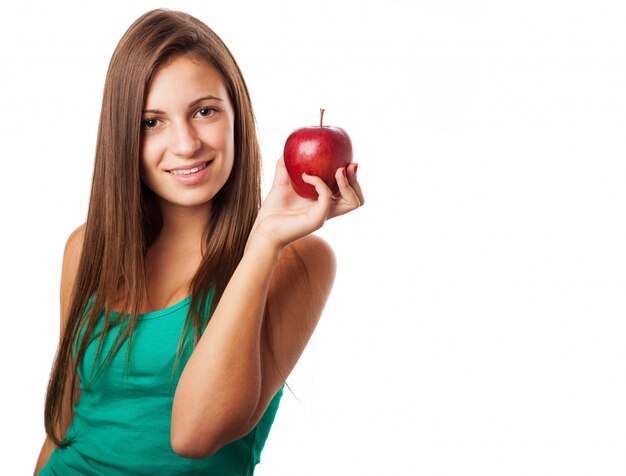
[168,161,212,175]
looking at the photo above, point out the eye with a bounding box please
[196,107,218,118]
[142,118,160,129]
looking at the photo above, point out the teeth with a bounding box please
[170,162,209,176]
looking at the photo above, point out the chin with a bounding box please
[156,188,221,210]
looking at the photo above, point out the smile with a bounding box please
[169,161,211,176]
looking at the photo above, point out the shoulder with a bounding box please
[64,223,86,256]
[267,234,336,327]
[61,223,85,279]
[287,233,336,271]
[277,234,336,293]
[59,224,86,326]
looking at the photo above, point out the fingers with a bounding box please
[301,172,333,227]
[327,163,364,220]
[345,163,365,206]
[333,166,360,207]
[298,162,364,224]
[272,155,291,186]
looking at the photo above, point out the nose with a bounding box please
[171,121,201,157]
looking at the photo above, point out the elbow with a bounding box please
[171,428,229,459]
[171,433,221,459]
[170,416,254,459]
[170,370,261,458]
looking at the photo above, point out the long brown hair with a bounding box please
[44,9,262,447]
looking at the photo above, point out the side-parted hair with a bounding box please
[44,9,263,447]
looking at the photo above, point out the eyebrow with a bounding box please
[143,95,224,114]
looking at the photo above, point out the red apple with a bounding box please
[284,109,353,199]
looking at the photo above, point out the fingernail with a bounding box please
[354,163,359,174]
[342,167,347,178]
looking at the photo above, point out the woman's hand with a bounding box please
[248,157,364,251]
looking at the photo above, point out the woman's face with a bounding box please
[140,54,235,211]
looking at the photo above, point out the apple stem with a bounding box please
[320,108,325,127]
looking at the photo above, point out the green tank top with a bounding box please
[39,292,283,475]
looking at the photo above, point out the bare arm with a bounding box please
[33,225,85,474]
[171,159,361,458]
[171,234,335,458]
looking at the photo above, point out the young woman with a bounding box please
[33,8,363,476]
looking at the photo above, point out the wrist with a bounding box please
[244,229,284,261]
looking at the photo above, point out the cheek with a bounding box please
[204,122,235,169]
[140,137,164,176]
[223,130,235,175]
[223,122,236,161]
[139,140,161,188]
[207,121,234,151]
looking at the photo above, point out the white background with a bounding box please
[1,0,625,474]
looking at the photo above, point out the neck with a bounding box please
[154,200,212,254]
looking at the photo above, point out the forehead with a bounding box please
[145,54,229,107]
